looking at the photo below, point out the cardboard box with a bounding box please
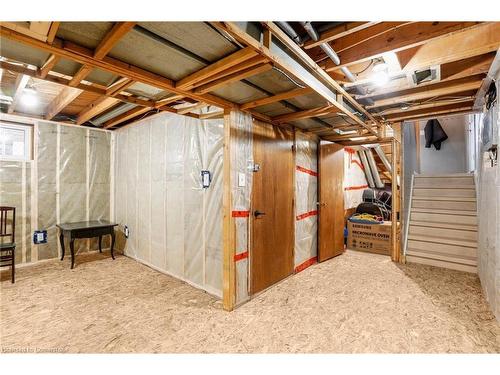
[347,221,391,255]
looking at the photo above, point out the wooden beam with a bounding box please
[176,47,258,90]
[7,74,30,114]
[106,77,134,96]
[304,22,379,50]
[103,106,151,129]
[154,94,185,108]
[386,104,475,122]
[177,102,207,115]
[68,64,93,86]
[194,63,272,94]
[240,87,313,110]
[380,98,475,116]
[222,108,236,311]
[76,96,121,125]
[313,22,411,62]
[29,22,51,36]
[324,22,483,71]
[401,22,500,71]
[45,86,82,120]
[0,26,234,109]
[367,74,484,109]
[46,22,60,44]
[273,105,338,123]
[391,138,399,262]
[94,22,136,60]
[39,54,60,78]
[190,56,268,89]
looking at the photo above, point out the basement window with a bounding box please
[0,122,33,161]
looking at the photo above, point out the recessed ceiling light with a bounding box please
[20,92,38,107]
[400,104,410,110]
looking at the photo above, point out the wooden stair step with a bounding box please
[406,255,477,273]
[409,220,477,231]
[411,199,476,211]
[413,188,476,198]
[411,207,477,216]
[406,249,477,266]
[415,173,474,178]
[412,196,476,202]
[411,211,477,225]
[407,239,477,258]
[407,234,476,248]
[413,184,475,189]
[409,224,477,241]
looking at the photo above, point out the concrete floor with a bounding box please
[1,250,499,353]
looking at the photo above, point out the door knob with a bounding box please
[254,210,266,218]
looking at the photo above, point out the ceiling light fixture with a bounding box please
[371,60,389,86]
[20,89,38,108]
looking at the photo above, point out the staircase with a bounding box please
[406,173,477,273]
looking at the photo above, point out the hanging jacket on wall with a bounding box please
[424,119,448,150]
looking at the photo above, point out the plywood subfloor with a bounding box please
[1,250,498,353]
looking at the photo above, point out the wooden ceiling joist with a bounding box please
[7,74,30,114]
[45,86,82,120]
[46,22,60,44]
[106,77,134,96]
[176,47,258,90]
[154,94,185,108]
[304,22,379,50]
[367,74,485,109]
[273,105,338,123]
[103,106,151,129]
[94,22,136,60]
[39,54,60,78]
[323,22,483,71]
[76,96,121,125]
[240,87,313,110]
[177,101,207,115]
[194,63,273,94]
[385,102,476,122]
[380,97,475,116]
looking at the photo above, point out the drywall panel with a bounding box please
[294,130,318,271]
[419,115,467,174]
[114,112,224,297]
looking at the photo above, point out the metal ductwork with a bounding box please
[275,22,302,44]
[358,149,375,188]
[374,144,392,174]
[365,148,385,188]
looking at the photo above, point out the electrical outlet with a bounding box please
[238,172,246,187]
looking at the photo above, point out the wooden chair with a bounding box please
[0,206,16,283]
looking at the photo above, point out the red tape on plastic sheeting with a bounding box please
[234,251,248,262]
[352,159,364,170]
[344,184,368,191]
[296,165,318,177]
[294,256,317,273]
[232,210,250,217]
[344,147,356,154]
[296,210,318,221]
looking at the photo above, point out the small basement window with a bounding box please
[0,122,33,161]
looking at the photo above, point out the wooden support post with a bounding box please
[391,138,400,262]
[222,108,236,311]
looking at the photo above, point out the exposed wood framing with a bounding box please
[222,109,236,311]
[304,22,379,50]
[380,97,475,116]
[45,86,82,120]
[177,101,207,115]
[240,87,313,110]
[176,47,258,90]
[324,22,483,71]
[103,106,150,129]
[7,74,30,114]
[46,22,60,44]
[76,96,121,125]
[94,22,136,60]
[39,54,60,78]
[106,77,134,96]
[386,104,475,122]
[273,105,338,123]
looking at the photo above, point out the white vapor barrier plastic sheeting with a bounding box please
[294,131,318,271]
[344,148,369,209]
[36,122,112,261]
[230,111,253,305]
[114,112,224,297]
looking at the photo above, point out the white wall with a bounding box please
[114,112,223,298]
[419,115,468,175]
[476,71,500,321]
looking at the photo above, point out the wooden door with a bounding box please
[251,121,294,294]
[318,141,345,262]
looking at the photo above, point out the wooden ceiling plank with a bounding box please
[94,22,136,60]
[240,87,313,110]
[272,105,338,123]
[194,63,273,94]
[76,96,121,125]
[7,74,30,114]
[45,86,82,120]
[46,22,60,44]
[176,47,259,90]
[304,22,379,50]
[324,22,483,71]
[39,54,60,78]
